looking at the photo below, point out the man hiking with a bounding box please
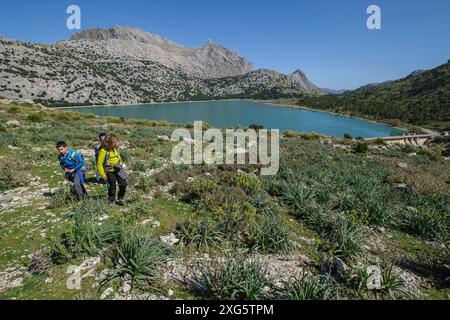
[56,141,87,200]
[97,134,128,206]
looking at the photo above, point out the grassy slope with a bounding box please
[0,102,449,300]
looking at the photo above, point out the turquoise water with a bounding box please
[68,100,403,138]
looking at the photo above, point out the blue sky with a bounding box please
[1,0,449,89]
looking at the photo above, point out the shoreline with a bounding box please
[55,98,248,109]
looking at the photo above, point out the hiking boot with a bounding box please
[117,199,126,206]
[108,200,116,206]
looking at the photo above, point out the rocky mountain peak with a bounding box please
[290,69,307,78]
[71,25,176,46]
[288,69,319,92]
[67,26,253,78]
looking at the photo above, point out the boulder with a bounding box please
[6,120,20,128]
[160,233,180,246]
[333,257,349,272]
[157,135,171,142]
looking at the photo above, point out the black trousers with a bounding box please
[106,170,128,202]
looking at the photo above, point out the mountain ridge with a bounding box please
[65,25,253,79]
[0,27,322,106]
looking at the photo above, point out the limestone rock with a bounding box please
[160,233,180,246]
[6,120,20,128]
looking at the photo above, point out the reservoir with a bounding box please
[67,100,404,138]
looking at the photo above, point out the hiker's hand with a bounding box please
[64,168,75,173]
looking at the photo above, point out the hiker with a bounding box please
[97,134,128,205]
[95,132,107,182]
[56,141,87,200]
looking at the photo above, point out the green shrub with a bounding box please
[216,200,256,239]
[353,142,368,153]
[154,167,187,185]
[7,106,19,114]
[27,112,44,123]
[278,275,339,300]
[47,184,74,209]
[193,254,272,300]
[232,173,264,194]
[343,133,353,140]
[134,176,155,193]
[0,158,30,192]
[129,160,147,172]
[373,138,387,146]
[191,178,218,196]
[186,178,219,210]
[105,228,173,290]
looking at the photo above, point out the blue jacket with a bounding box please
[58,149,84,172]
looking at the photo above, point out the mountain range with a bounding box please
[0,26,321,106]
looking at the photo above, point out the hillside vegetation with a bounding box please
[291,61,450,130]
[0,101,449,300]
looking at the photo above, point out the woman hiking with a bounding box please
[97,134,128,205]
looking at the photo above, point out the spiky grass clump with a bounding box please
[281,181,316,218]
[176,219,224,250]
[283,195,364,260]
[52,199,122,260]
[250,192,280,216]
[321,213,365,260]
[278,274,339,300]
[193,254,272,300]
[351,263,409,299]
[105,228,173,290]
[402,207,449,242]
[247,217,292,254]
[134,176,155,193]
